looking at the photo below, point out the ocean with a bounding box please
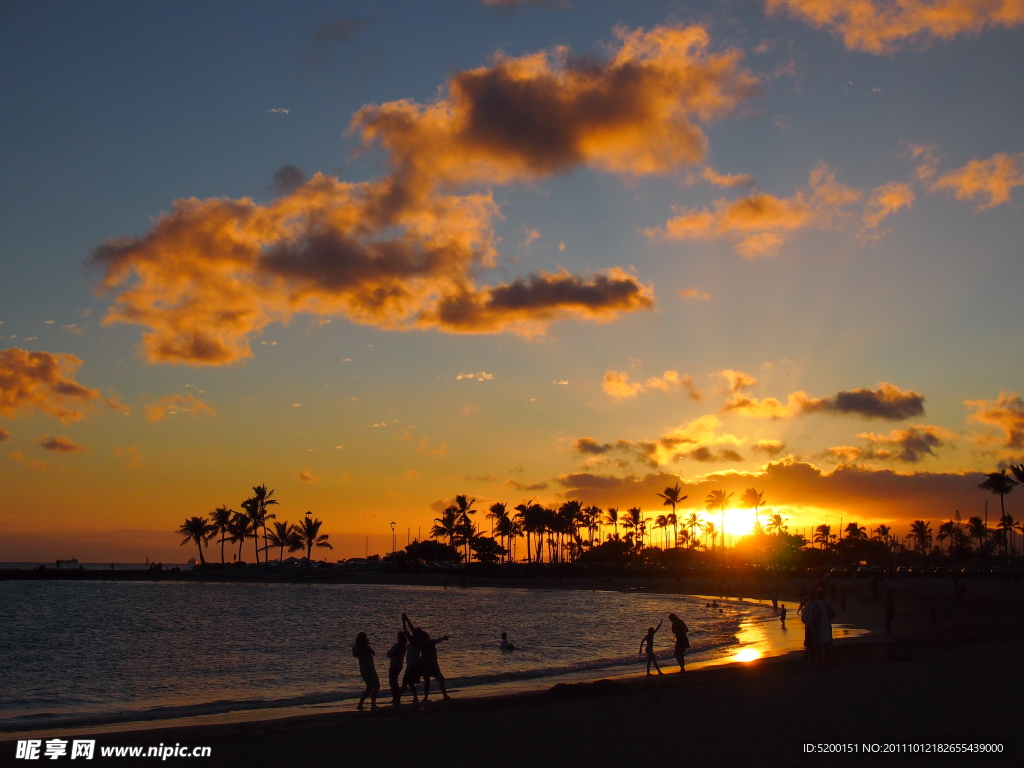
[0,578,861,732]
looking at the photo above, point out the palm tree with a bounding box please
[997,514,1016,564]
[766,512,787,536]
[513,501,534,563]
[813,524,832,550]
[583,505,602,547]
[604,507,620,541]
[684,512,704,549]
[453,494,477,562]
[978,470,1018,523]
[844,522,866,539]
[431,506,460,551]
[488,503,509,559]
[655,515,669,549]
[909,520,932,559]
[225,512,253,562]
[208,505,236,564]
[967,516,990,554]
[294,513,333,562]
[177,516,215,565]
[741,488,765,534]
[657,483,687,548]
[621,507,644,549]
[265,520,302,563]
[705,489,733,558]
[558,500,584,562]
[243,485,278,568]
[703,521,717,554]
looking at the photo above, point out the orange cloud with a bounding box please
[0,348,100,421]
[966,391,1024,451]
[114,445,143,470]
[766,0,1024,54]
[724,382,925,421]
[649,163,861,257]
[752,439,787,457]
[299,470,318,483]
[861,181,915,233]
[352,25,761,188]
[39,435,89,453]
[701,167,755,187]
[679,288,712,300]
[10,451,47,470]
[824,425,953,464]
[719,368,757,393]
[145,394,215,422]
[930,152,1024,210]
[602,369,703,401]
[581,414,745,467]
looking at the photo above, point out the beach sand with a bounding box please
[2,576,1021,767]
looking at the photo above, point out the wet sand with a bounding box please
[2,576,1021,767]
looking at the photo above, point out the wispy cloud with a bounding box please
[931,152,1024,210]
[679,288,712,300]
[723,382,925,421]
[602,369,703,401]
[824,425,953,464]
[38,435,88,453]
[298,470,318,482]
[766,0,1024,54]
[145,394,215,422]
[456,371,493,381]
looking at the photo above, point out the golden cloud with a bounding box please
[579,414,745,468]
[299,470,318,483]
[679,288,712,300]
[39,435,89,453]
[648,163,861,257]
[352,25,761,188]
[752,438,787,457]
[602,369,702,401]
[766,0,1024,54]
[723,382,925,421]
[824,425,953,464]
[930,152,1024,210]
[966,391,1024,450]
[145,394,216,422]
[861,181,915,233]
[0,348,100,421]
[719,368,756,394]
[701,167,755,187]
[10,451,47,470]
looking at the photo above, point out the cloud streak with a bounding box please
[39,435,89,453]
[723,382,925,421]
[145,394,215,422]
[766,0,1024,54]
[824,425,952,464]
[602,369,703,401]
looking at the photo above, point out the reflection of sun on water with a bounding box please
[733,648,761,662]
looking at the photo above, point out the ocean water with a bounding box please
[0,580,824,731]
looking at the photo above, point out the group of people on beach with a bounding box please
[352,613,451,711]
[638,613,690,675]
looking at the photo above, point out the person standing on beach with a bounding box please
[386,631,407,705]
[803,588,836,666]
[399,621,421,704]
[352,632,380,711]
[668,614,689,672]
[639,620,664,676]
[780,604,787,626]
[884,589,896,635]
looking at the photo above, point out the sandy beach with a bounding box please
[3,575,1021,768]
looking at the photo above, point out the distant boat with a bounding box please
[56,557,79,565]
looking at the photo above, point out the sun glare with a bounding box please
[733,648,761,663]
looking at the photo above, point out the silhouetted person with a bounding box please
[404,613,451,701]
[884,589,896,635]
[500,632,515,651]
[352,632,380,711]
[668,613,689,671]
[386,631,407,705]
[802,588,835,666]
[639,620,664,675]
[780,604,787,626]
[399,620,421,704]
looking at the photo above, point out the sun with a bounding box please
[721,508,758,539]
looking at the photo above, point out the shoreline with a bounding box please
[4,578,1021,766]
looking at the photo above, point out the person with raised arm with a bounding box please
[639,619,664,676]
[352,632,380,712]
[403,613,452,701]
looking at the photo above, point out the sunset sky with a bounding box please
[2,0,1023,562]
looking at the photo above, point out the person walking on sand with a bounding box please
[386,631,407,705]
[352,632,380,711]
[804,588,836,666]
[884,588,896,635]
[403,613,452,701]
[668,613,689,672]
[780,604,787,627]
[639,620,664,676]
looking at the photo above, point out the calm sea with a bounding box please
[0,579,811,731]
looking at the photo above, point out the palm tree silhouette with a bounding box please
[844,522,866,539]
[225,512,252,562]
[558,500,584,562]
[978,470,1017,526]
[705,490,733,561]
[657,483,687,548]
[967,516,990,555]
[177,516,215,566]
[684,512,704,549]
[294,513,333,562]
[513,501,536,563]
[209,505,236,564]
[621,507,645,551]
[741,488,765,534]
[431,506,460,552]
[604,507,620,541]
[766,512,787,536]
[655,515,669,549]
[813,524,832,550]
[583,505,602,548]
[909,520,932,560]
[265,520,302,563]
[453,494,477,562]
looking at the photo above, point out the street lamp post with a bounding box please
[390,522,396,555]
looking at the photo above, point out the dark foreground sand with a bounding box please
[2,577,1021,768]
